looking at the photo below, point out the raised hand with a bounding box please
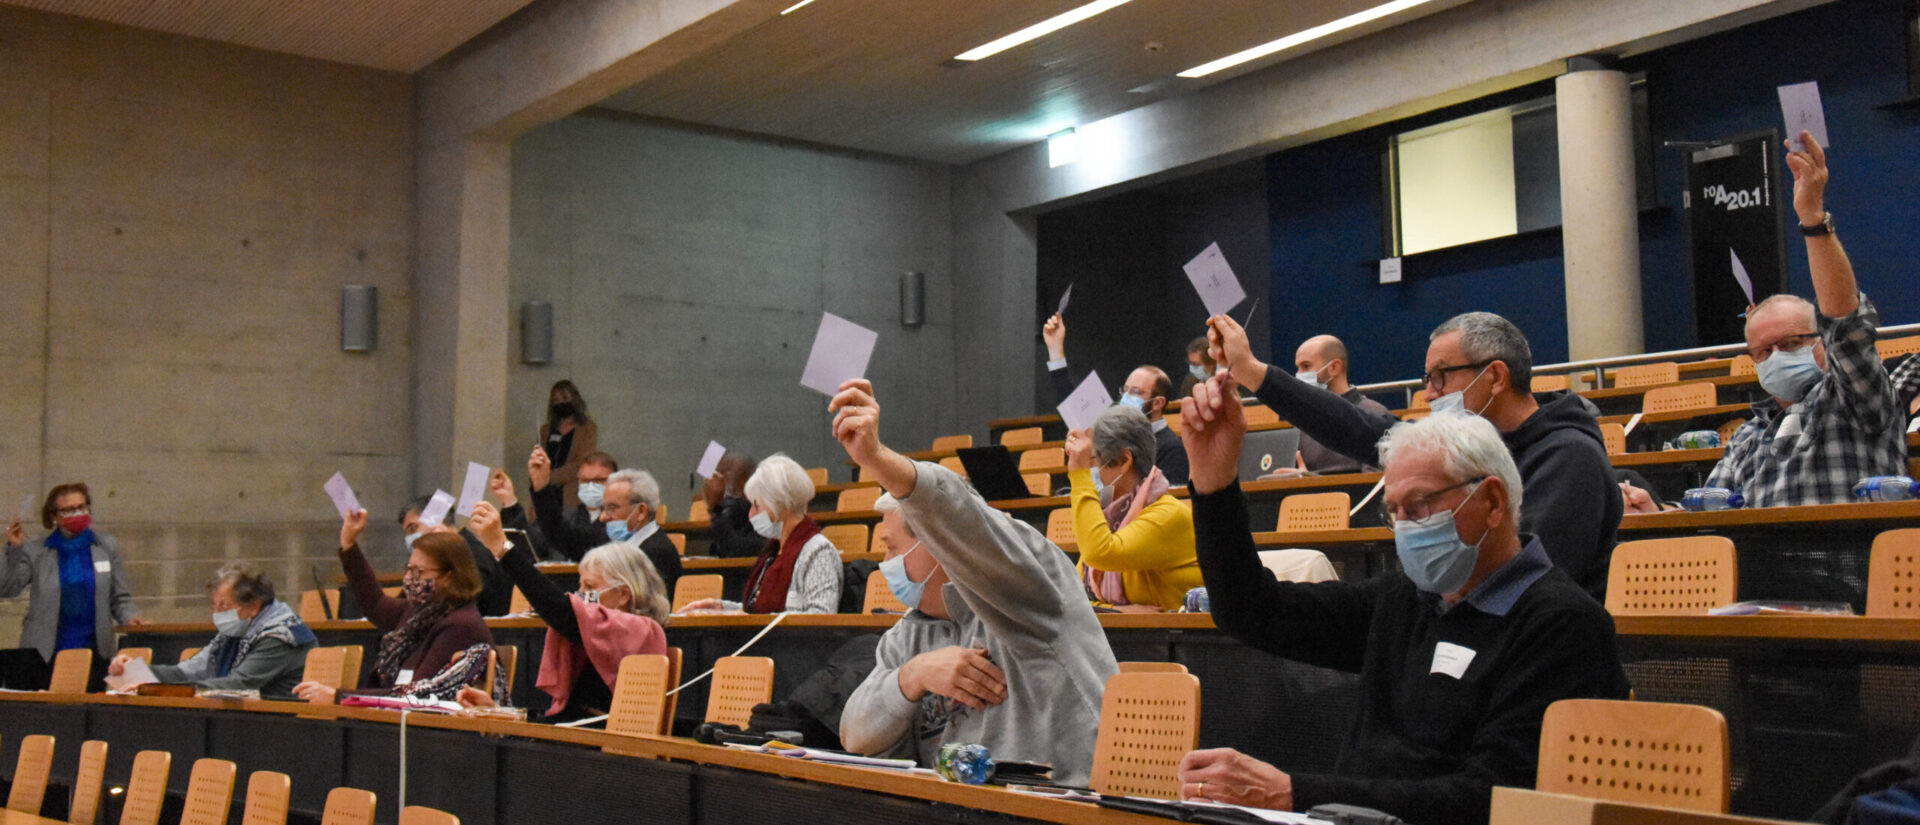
[1179,373,1248,495]
[487,469,517,509]
[1785,130,1828,226]
[469,502,508,558]
[1206,315,1266,390]
[339,509,368,551]
[527,446,552,491]
[1063,428,1095,472]
[1042,313,1067,361]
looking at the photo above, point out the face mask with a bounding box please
[577,482,606,510]
[1090,465,1116,508]
[404,531,423,550]
[879,542,933,609]
[1118,394,1147,412]
[579,585,623,606]
[550,402,575,420]
[1429,363,1493,417]
[1756,345,1822,403]
[1189,364,1208,380]
[750,511,782,539]
[1393,481,1489,594]
[1297,369,1327,390]
[605,517,631,542]
[212,609,248,638]
[59,514,91,535]
[402,577,437,606]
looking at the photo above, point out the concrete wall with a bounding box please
[507,111,955,517]
[0,8,416,633]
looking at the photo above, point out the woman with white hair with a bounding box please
[1063,405,1201,611]
[684,454,842,614]
[465,503,669,723]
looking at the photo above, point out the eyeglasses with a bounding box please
[1116,385,1150,400]
[402,566,443,578]
[54,506,90,518]
[1380,476,1487,526]
[1747,332,1819,362]
[1422,361,1493,391]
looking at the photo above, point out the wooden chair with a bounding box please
[605,654,672,741]
[397,806,459,825]
[119,750,172,825]
[117,647,153,665]
[1019,447,1064,472]
[685,500,709,523]
[507,586,530,615]
[821,524,869,555]
[662,647,683,736]
[301,646,362,691]
[179,647,202,663]
[671,575,725,613]
[837,487,883,512]
[1642,382,1716,415]
[1409,392,1430,411]
[803,467,829,487]
[869,525,891,556]
[180,758,237,825]
[1045,508,1077,551]
[1612,362,1678,388]
[68,740,107,825]
[1243,406,1279,426]
[931,434,973,452]
[1728,354,1756,377]
[1257,550,1338,583]
[1715,418,1746,443]
[8,734,54,814]
[485,645,519,693]
[298,590,331,622]
[1275,492,1350,531]
[1878,335,1920,360]
[1537,698,1730,812]
[864,571,908,614]
[318,787,376,825]
[705,656,774,729]
[1089,671,1203,799]
[1599,422,1626,455]
[1605,536,1738,615]
[667,533,686,554]
[238,771,291,825]
[1868,529,1920,617]
[1022,472,1052,497]
[49,648,91,694]
[1116,662,1188,674]
[938,456,968,478]
[1531,374,1570,392]
[1000,427,1044,447]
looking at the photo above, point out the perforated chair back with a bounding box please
[298,590,330,622]
[864,571,908,614]
[1600,423,1626,455]
[238,771,290,825]
[301,646,359,691]
[1256,550,1338,583]
[1868,529,1920,617]
[931,434,974,452]
[662,647,683,735]
[937,456,968,478]
[1642,382,1716,415]
[117,647,153,664]
[1612,362,1678,388]
[837,487,883,512]
[49,649,91,694]
[397,806,459,825]
[68,740,107,825]
[179,647,202,664]
[8,734,55,814]
[1716,418,1747,443]
[671,575,725,613]
[119,750,172,825]
[1728,354,1756,376]
[803,467,829,487]
[318,787,376,825]
[1045,509,1077,550]
[180,758,237,825]
[1878,336,1920,359]
[1000,427,1044,447]
[705,656,774,729]
[1116,662,1188,674]
[1605,536,1738,615]
[1409,392,1430,410]
[1022,472,1052,497]
[1537,698,1730,812]
[685,500,709,523]
[606,654,671,739]
[1531,374,1570,392]
[820,524,868,556]
[1275,492,1350,531]
[1089,671,1202,799]
[1243,406,1279,427]
[1019,447,1064,472]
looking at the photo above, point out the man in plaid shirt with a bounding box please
[1700,131,1905,507]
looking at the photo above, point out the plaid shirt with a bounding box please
[1892,353,1920,432]
[1706,294,1906,507]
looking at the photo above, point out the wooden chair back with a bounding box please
[1605,536,1738,615]
[1537,698,1730,812]
[1022,472,1052,497]
[931,434,974,452]
[937,456,968,478]
[1642,382,1716,415]
[1716,418,1746,443]
[1275,492,1350,531]
[1000,427,1044,447]
[298,590,330,622]
[68,740,107,825]
[1045,508,1077,550]
[1531,374,1570,392]
[179,647,202,664]
[318,788,376,825]
[119,750,172,825]
[606,654,671,739]
[863,571,908,614]
[180,758,237,825]
[1878,335,1920,359]
[803,467,829,487]
[662,647,683,735]
[1600,423,1626,456]
[1089,671,1203,799]
[671,575,725,613]
[667,532,686,554]
[238,771,291,825]
[704,656,774,729]
[397,806,459,825]
[49,649,91,694]
[301,646,361,691]
[820,524,869,555]
[1409,392,1430,410]
[1868,529,1920,617]
[486,645,519,693]
[1612,362,1678,388]
[685,500,709,523]
[1116,662,1188,674]
[7,734,55,814]
[837,487,883,512]
[1243,406,1280,427]
[117,648,153,665]
[1728,354,1756,376]
[1019,447,1064,472]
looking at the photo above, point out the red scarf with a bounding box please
[742,517,822,613]
[535,595,666,718]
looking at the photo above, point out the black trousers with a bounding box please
[0,647,109,692]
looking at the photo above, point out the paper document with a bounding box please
[1056,371,1113,432]
[1622,412,1645,436]
[799,312,879,396]
[105,658,158,693]
[322,473,361,519]
[1055,283,1073,316]
[1173,800,1318,824]
[1182,242,1247,317]
[419,490,456,528]
[16,495,32,522]
[1776,81,1829,151]
[696,441,727,479]
[1728,249,1755,305]
[455,462,489,519]
[1379,257,1403,284]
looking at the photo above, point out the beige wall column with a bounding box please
[1556,56,1645,359]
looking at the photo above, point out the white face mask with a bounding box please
[1430,363,1493,417]
[750,510,782,539]
[1297,369,1327,390]
[212,609,248,638]
[1188,363,1208,380]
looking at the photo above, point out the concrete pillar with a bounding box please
[1556,56,1645,359]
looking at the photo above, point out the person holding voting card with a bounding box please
[1042,313,1191,485]
[1173,374,1629,825]
[112,564,316,700]
[2,482,144,691]
[681,455,842,614]
[1063,406,1200,612]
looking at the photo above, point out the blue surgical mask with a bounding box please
[212,609,248,638]
[1756,345,1822,403]
[1429,363,1492,417]
[605,518,631,542]
[750,510,782,539]
[577,482,606,510]
[879,541,933,610]
[1297,369,1327,390]
[1189,364,1208,380]
[1089,465,1116,508]
[1392,481,1489,594]
[1118,394,1147,411]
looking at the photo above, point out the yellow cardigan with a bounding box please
[1067,468,1203,611]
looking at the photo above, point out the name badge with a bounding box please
[397,669,415,684]
[93,560,111,574]
[1430,642,1476,679]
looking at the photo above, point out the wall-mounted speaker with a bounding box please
[522,301,554,364]
[900,271,925,328]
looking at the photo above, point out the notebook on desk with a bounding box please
[1237,429,1303,481]
[955,446,1036,501]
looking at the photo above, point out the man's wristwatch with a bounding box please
[1800,211,1835,237]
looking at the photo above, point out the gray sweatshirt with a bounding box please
[840,461,1117,786]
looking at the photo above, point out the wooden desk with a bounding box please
[1613,613,1920,647]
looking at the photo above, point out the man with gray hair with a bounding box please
[1171,374,1629,825]
[597,469,681,594]
[1209,311,1618,597]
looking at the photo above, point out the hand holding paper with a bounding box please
[106,657,158,693]
[1776,82,1829,153]
[1056,371,1113,432]
[800,313,879,397]
[455,462,490,519]
[322,473,361,519]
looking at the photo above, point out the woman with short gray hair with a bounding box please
[1062,406,1201,611]
[108,564,317,699]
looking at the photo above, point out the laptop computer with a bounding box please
[955,446,1040,501]
[1237,428,1303,481]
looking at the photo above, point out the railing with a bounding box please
[1355,321,1920,407]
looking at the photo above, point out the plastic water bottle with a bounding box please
[1853,476,1920,502]
[1668,430,1722,450]
[1681,487,1745,512]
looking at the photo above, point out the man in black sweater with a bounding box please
[1208,311,1618,597]
[1173,373,1630,825]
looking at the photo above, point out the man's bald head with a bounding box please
[1295,335,1354,393]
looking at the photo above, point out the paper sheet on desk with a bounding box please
[1169,799,1317,823]
[105,658,158,693]
[800,312,879,396]
[767,747,919,770]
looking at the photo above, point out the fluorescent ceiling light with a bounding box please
[1177,0,1438,78]
[1048,129,1079,168]
[780,0,816,14]
[955,0,1138,62]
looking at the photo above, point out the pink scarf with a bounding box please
[1082,466,1171,605]
[535,596,667,718]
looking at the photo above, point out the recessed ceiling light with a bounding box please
[955,0,1139,62]
[780,0,816,14]
[1177,0,1438,78]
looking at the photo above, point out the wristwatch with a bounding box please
[1800,211,1835,237]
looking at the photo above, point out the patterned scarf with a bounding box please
[372,594,458,686]
[395,642,506,703]
[1082,466,1171,605]
[204,600,315,678]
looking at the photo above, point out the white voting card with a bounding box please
[696,441,727,479]
[1057,371,1113,432]
[105,657,158,693]
[1729,249,1755,305]
[1183,242,1247,317]
[455,462,489,519]
[419,489,455,528]
[323,473,361,518]
[800,312,879,396]
[1055,283,1074,316]
[1776,81,1829,152]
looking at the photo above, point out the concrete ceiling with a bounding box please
[597,0,1471,165]
[2,0,540,72]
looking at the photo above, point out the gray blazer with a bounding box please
[1,532,137,659]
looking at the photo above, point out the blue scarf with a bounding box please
[45,529,97,653]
